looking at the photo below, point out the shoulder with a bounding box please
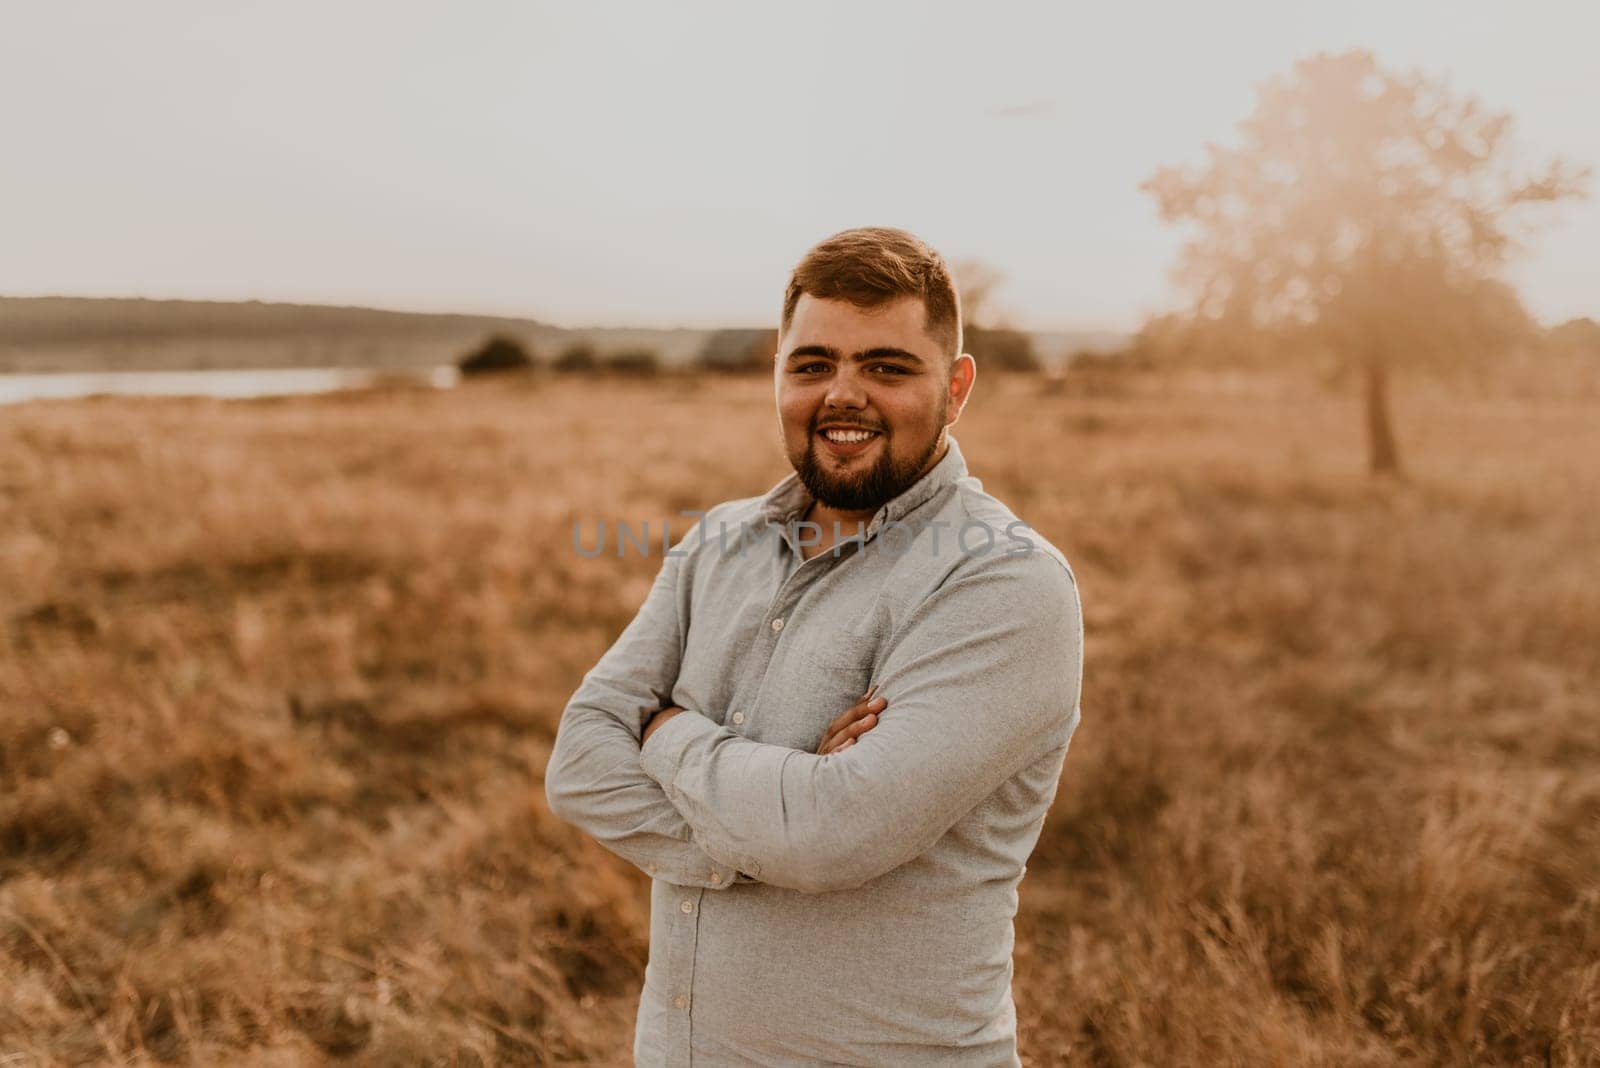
[945,475,1078,596]
[705,493,768,529]
[667,494,764,540]
[664,492,771,565]
[879,482,1082,713]
[883,476,1080,638]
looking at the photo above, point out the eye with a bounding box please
[794,362,831,374]
[870,364,909,375]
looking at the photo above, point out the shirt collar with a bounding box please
[759,434,968,538]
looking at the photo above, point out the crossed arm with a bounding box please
[542,532,879,891]
[543,541,741,890]
[634,559,1082,893]
[643,690,881,757]
[544,534,1083,895]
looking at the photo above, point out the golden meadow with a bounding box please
[2,363,1597,1064]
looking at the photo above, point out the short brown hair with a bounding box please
[780,227,962,358]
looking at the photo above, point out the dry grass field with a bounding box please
[2,367,1598,1065]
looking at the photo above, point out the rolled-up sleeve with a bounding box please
[638,553,1083,894]
[544,526,749,890]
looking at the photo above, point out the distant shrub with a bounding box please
[1066,347,1156,372]
[605,348,661,376]
[1065,349,1122,372]
[697,329,777,374]
[553,342,598,373]
[457,334,534,376]
[966,325,1040,372]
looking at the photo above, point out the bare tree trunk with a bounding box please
[1364,359,1402,476]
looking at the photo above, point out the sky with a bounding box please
[2,1,1596,332]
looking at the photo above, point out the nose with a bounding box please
[822,363,868,410]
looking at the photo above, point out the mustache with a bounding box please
[811,420,886,433]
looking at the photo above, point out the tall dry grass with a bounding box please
[1,367,1597,1064]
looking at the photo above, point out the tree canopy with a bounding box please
[1143,49,1588,472]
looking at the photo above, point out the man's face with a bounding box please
[775,294,975,514]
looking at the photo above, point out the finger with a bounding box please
[820,695,875,751]
[820,701,885,755]
[819,695,886,754]
[822,717,877,756]
[826,711,878,753]
[823,686,879,737]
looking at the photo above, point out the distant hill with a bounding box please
[0,297,709,373]
[1549,317,1600,356]
[0,297,1128,373]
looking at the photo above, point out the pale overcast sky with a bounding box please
[2,1,1595,330]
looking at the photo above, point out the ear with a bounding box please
[945,352,977,426]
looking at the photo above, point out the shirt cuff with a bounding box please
[639,708,719,789]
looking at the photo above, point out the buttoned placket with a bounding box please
[635,442,979,1063]
[729,518,861,738]
[659,520,863,1063]
[662,875,699,1061]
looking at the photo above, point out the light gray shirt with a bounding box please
[544,436,1084,1066]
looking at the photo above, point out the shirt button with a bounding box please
[646,863,658,875]
[710,871,722,884]
[771,617,784,632]
[673,994,687,1009]
[731,711,745,725]
[680,899,694,914]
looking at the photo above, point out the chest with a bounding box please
[673,545,890,753]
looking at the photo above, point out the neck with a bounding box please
[803,498,875,534]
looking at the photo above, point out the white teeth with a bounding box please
[823,429,875,443]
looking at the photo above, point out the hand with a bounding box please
[816,686,887,756]
[642,706,686,747]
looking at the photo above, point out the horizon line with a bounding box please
[0,290,1141,337]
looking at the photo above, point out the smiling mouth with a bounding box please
[816,426,882,444]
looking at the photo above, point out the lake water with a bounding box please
[0,366,460,406]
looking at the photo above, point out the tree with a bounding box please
[552,341,598,373]
[696,329,778,374]
[953,260,1040,372]
[457,334,534,376]
[1142,49,1587,475]
[604,348,661,376]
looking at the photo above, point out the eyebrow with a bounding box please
[785,345,927,367]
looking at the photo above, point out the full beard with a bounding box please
[795,421,945,513]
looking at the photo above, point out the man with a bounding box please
[544,227,1084,1066]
